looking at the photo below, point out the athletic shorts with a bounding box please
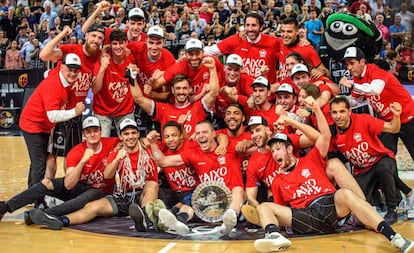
[291,194,340,234]
[106,190,143,216]
[49,116,83,157]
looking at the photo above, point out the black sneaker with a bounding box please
[29,208,63,230]
[24,210,33,225]
[384,208,398,225]
[129,203,147,232]
[0,201,7,221]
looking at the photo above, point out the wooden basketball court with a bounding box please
[1,136,413,253]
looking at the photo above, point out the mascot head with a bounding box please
[323,13,382,62]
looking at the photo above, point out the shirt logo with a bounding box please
[217,155,226,165]
[301,168,311,178]
[353,133,362,142]
[259,49,266,58]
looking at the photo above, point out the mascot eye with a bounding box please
[330,21,343,33]
[343,24,358,36]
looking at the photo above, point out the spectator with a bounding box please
[382,5,394,27]
[280,4,297,21]
[5,40,24,69]
[190,9,207,36]
[40,1,59,30]
[350,0,371,15]
[389,15,408,49]
[200,2,212,23]
[371,0,384,17]
[396,2,414,30]
[60,5,75,28]
[15,25,29,49]
[297,4,310,27]
[71,0,83,13]
[0,29,9,69]
[22,6,37,32]
[216,0,231,24]
[37,19,50,43]
[31,0,45,25]
[0,7,20,41]
[304,9,324,54]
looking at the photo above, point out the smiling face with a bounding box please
[345,58,365,78]
[127,19,145,39]
[163,125,183,151]
[146,36,164,60]
[186,50,203,69]
[110,40,126,57]
[249,124,269,148]
[83,127,101,145]
[292,72,310,89]
[276,92,296,111]
[224,64,241,85]
[171,79,191,104]
[85,31,104,55]
[119,127,139,149]
[252,85,270,106]
[280,23,299,46]
[330,101,351,130]
[194,122,216,152]
[245,16,262,41]
[224,105,245,133]
[61,64,81,84]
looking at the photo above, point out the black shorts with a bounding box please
[106,191,143,216]
[291,194,340,234]
[51,116,83,157]
[158,188,193,208]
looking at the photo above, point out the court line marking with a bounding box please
[158,242,177,253]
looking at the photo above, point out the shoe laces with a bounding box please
[391,234,407,249]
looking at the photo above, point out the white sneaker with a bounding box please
[391,233,414,253]
[219,209,237,235]
[406,192,414,208]
[254,232,292,252]
[158,209,189,236]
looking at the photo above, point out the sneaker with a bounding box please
[153,199,166,216]
[29,208,63,230]
[145,199,167,227]
[241,205,261,226]
[384,208,398,225]
[391,233,414,253]
[0,201,7,221]
[219,209,237,235]
[129,203,147,232]
[158,209,189,236]
[254,232,292,252]
[406,191,414,208]
[24,210,33,225]
[398,198,408,211]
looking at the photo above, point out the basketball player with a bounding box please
[25,118,159,232]
[0,116,119,222]
[91,29,135,137]
[19,53,85,187]
[39,24,105,179]
[147,120,245,235]
[253,96,413,253]
[150,38,225,101]
[129,56,219,137]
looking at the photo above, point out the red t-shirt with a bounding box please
[271,147,335,208]
[107,147,158,192]
[20,71,71,134]
[56,44,101,107]
[247,104,282,132]
[161,140,199,191]
[92,53,135,116]
[127,41,176,93]
[330,113,395,175]
[215,127,252,172]
[278,43,321,81]
[216,34,280,84]
[351,64,414,123]
[246,150,279,189]
[153,100,210,136]
[66,137,119,194]
[180,145,244,190]
[163,56,225,96]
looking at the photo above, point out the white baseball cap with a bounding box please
[245,116,268,131]
[342,46,365,61]
[128,7,145,19]
[119,118,138,132]
[290,63,309,77]
[63,53,81,69]
[147,25,164,38]
[82,116,100,129]
[185,38,203,52]
[276,83,295,95]
[225,54,243,67]
[250,76,270,89]
[267,133,292,146]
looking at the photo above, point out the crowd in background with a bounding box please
[0,0,412,72]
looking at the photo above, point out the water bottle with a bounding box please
[10,98,14,108]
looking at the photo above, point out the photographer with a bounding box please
[29,39,45,69]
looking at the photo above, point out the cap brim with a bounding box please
[66,64,81,69]
[226,62,242,67]
[267,138,291,147]
[250,83,269,88]
[148,34,164,39]
[185,47,203,52]
[129,15,145,20]
[83,124,100,130]
[120,124,138,131]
